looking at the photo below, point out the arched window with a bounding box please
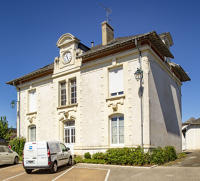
[64,120,75,144]
[29,125,36,142]
[110,115,124,145]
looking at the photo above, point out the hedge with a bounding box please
[9,137,26,156]
[75,146,178,166]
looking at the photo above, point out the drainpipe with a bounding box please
[13,82,21,138]
[135,39,144,149]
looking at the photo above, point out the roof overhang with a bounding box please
[168,62,191,82]
[6,64,54,86]
[79,31,174,63]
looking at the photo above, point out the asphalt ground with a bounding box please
[1,152,200,181]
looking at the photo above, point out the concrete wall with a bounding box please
[148,53,182,152]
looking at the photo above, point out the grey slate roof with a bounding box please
[183,117,200,126]
[6,63,54,85]
[7,31,189,85]
[79,31,174,59]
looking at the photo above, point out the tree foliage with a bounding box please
[0,116,12,141]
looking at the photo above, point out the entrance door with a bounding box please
[64,120,75,154]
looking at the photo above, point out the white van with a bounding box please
[23,141,72,174]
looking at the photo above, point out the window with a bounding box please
[109,67,124,96]
[64,120,75,144]
[70,79,77,104]
[60,143,67,152]
[29,89,37,113]
[29,125,36,142]
[60,82,66,106]
[111,115,124,145]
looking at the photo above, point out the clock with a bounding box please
[63,51,72,63]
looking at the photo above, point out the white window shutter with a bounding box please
[29,90,36,112]
[109,67,123,95]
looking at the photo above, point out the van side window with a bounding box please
[60,143,67,152]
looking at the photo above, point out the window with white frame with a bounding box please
[70,78,77,104]
[111,115,124,145]
[28,89,37,113]
[60,82,66,106]
[29,125,36,142]
[109,67,124,96]
[64,120,75,144]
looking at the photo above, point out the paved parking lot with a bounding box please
[1,163,200,181]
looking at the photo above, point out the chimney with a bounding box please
[101,21,114,45]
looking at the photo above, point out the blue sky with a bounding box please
[0,0,199,128]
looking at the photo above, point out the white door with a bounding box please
[64,120,75,154]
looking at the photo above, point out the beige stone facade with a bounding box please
[7,23,190,154]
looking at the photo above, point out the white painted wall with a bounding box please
[148,52,182,152]
[184,125,200,150]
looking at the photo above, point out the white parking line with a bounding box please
[2,172,25,181]
[0,164,21,172]
[52,166,74,181]
[75,166,110,181]
[104,169,110,181]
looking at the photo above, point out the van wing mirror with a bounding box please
[66,147,70,151]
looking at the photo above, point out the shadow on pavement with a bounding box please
[31,165,71,174]
[0,163,20,169]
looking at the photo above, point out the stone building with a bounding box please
[7,22,190,154]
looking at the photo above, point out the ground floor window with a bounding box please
[29,125,36,142]
[111,115,124,145]
[64,120,75,144]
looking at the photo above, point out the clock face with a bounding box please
[63,51,72,63]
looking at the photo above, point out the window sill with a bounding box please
[106,95,125,102]
[26,112,37,116]
[57,103,78,110]
[110,144,125,148]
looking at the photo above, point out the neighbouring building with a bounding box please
[7,22,190,154]
[182,117,200,150]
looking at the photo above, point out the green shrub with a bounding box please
[9,137,26,156]
[83,159,106,164]
[74,156,83,163]
[150,146,177,165]
[163,146,177,162]
[177,152,186,159]
[92,152,106,160]
[150,147,165,165]
[84,152,91,159]
[104,147,150,166]
[75,146,177,166]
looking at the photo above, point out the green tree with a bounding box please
[0,116,12,141]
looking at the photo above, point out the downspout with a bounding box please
[135,39,144,149]
[13,82,21,138]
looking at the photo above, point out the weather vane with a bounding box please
[99,2,112,23]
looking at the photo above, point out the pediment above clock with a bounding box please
[56,33,80,48]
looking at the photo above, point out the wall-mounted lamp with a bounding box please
[11,100,17,109]
[134,68,143,81]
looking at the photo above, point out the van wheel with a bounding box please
[50,162,57,173]
[68,156,72,166]
[25,169,32,174]
[14,156,19,164]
